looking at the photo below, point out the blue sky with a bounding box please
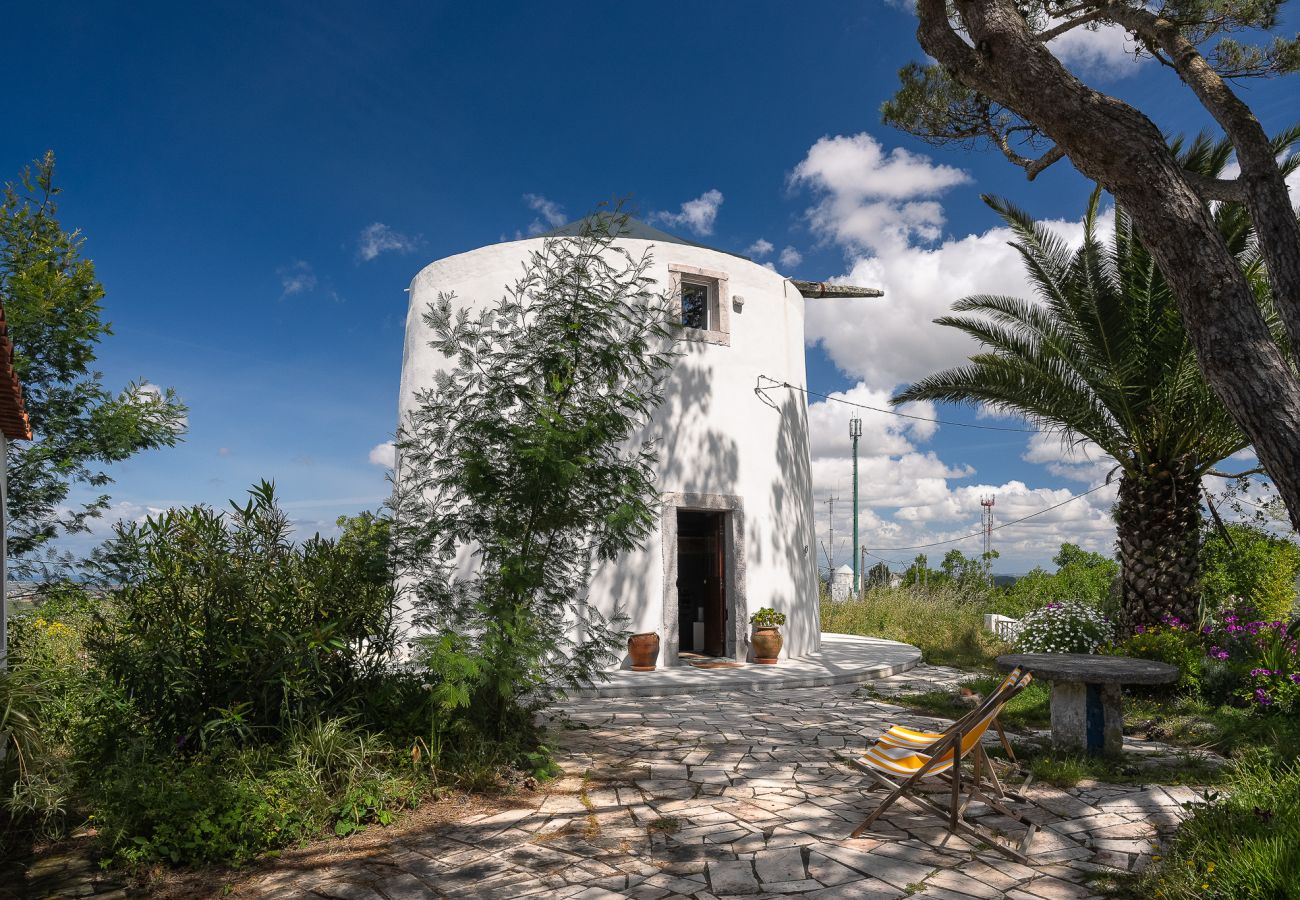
[5,1,1296,572]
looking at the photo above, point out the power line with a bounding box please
[863,482,1111,552]
[757,375,1039,433]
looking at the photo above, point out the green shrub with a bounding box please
[1140,753,1300,899]
[94,718,424,868]
[1201,523,1300,623]
[821,583,1007,667]
[1109,621,1204,690]
[87,483,399,744]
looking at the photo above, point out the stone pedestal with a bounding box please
[1049,681,1124,756]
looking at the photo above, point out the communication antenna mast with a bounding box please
[850,417,862,595]
[980,495,996,579]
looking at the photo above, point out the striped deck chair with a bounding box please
[851,672,1041,862]
[875,667,1022,763]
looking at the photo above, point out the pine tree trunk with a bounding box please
[1113,463,1202,629]
[914,0,1300,536]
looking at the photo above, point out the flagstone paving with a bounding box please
[233,682,1208,899]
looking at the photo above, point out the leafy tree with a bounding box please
[1,152,186,575]
[940,547,992,588]
[391,210,677,748]
[866,560,893,588]
[1201,523,1300,621]
[895,158,1273,627]
[902,552,932,586]
[883,0,1300,534]
[996,543,1119,616]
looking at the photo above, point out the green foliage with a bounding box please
[749,607,786,628]
[884,675,1051,731]
[392,209,677,748]
[898,549,994,596]
[993,543,1119,617]
[1140,753,1300,900]
[86,482,398,744]
[0,153,186,575]
[1201,523,1300,622]
[821,583,1008,668]
[93,720,423,868]
[1111,623,1205,691]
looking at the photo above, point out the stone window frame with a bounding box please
[668,264,731,347]
[660,492,747,666]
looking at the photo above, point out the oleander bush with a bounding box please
[0,485,520,868]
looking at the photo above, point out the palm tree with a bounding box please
[893,134,1292,628]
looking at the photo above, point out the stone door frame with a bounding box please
[661,492,747,666]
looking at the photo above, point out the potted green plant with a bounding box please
[749,607,787,664]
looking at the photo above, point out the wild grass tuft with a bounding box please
[821,583,1010,667]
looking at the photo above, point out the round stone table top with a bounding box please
[996,653,1178,685]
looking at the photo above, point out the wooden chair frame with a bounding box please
[851,676,1049,863]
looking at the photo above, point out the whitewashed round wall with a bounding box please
[396,228,820,668]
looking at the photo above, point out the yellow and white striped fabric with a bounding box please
[875,668,1024,751]
[857,672,1032,779]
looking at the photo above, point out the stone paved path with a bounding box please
[237,683,1203,899]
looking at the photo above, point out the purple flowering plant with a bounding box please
[1200,600,1299,712]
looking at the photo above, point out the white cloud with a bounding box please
[788,132,1125,570]
[746,238,775,258]
[357,223,421,262]
[650,189,724,236]
[1021,432,1115,484]
[524,193,567,235]
[278,260,317,296]
[790,133,970,256]
[779,246,803,269]
[1047,19,1144,79]
[803,385,1119,572]
[369,440,396,469]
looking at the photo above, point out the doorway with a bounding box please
[676,510,727,657]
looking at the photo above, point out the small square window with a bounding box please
[680,278,713,331]
[669,263,731,346]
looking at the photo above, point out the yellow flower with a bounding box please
[1202,884,1209,890]
[1207,862,1215,873]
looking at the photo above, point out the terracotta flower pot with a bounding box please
[751,626,783,664]
[628,632,660,671]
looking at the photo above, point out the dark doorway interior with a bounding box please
[677,510,727,657]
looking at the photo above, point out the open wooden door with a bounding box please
[677,510,728,658]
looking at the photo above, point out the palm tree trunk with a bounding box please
[1113,463,1202,629]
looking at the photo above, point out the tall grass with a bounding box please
[1138,753,1300,899]
[820,583,1009,667]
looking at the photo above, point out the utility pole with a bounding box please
[823,496,841,575]
[850,417,862,594]
[980,495,996,584]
